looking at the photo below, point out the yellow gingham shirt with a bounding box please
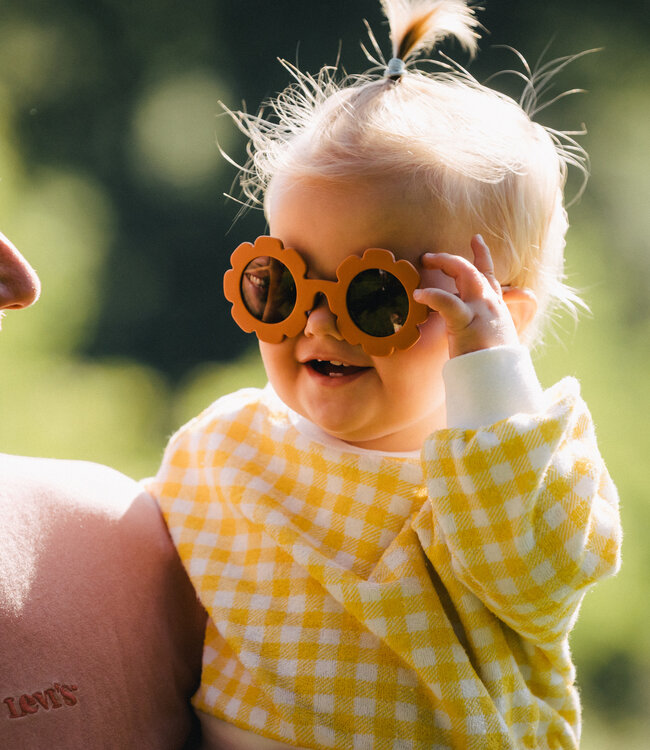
[149,380,620,749]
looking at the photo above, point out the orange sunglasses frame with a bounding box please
[223,235,430,356]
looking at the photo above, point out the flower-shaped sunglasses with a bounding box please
[223,236,430,356]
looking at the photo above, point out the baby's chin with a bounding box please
[290,400,377,446]
[315,419,421,453]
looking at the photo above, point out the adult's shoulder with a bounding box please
[0,453,177,563]
[0,454,205,749]
[1,453,142,512]
[0,453,192,547]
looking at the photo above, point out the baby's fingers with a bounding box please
[412,287,473,330]
[420,252,487,299]
[471,234,501,294]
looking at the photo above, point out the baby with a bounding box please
[148,1,621,748]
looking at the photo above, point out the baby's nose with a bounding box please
[0,232,41,310]
[303,293,343,341]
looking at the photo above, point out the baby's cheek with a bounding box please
[386,313,449,378]
[416,312,450,349]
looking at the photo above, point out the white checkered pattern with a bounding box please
[147,380,620,748]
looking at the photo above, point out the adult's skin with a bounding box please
[0,232,206,749]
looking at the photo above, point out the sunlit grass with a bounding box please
[0,354,171,479]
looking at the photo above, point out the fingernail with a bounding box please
[476,234,485,244]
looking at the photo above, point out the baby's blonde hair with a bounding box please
[226,0,589,343]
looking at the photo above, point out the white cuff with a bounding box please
[443,345,544,429]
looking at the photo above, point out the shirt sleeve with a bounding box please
[418,377,622,645]
[444,345,544,429]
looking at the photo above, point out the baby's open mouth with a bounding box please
[307,359,370,378]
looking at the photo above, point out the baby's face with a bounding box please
[261,176,477,451]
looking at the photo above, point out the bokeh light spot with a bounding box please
[129,70,232,189]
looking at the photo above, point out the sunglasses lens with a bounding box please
[241,256,296,323]
[346,269,409,337]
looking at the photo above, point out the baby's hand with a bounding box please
[413,235,520,359]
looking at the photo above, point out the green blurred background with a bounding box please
[0,1,647,745]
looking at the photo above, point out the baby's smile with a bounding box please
[298,341,373,383]
[305,358,371,379]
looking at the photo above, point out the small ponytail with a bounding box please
[380,0,480,62]
[225,0,586,344]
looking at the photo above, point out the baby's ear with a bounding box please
[502,287,538,338]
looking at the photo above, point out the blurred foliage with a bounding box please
[0,0,648,745]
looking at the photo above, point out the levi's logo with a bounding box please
[3,683,79,719]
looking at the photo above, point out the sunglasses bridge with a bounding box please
[299,279,346,318]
